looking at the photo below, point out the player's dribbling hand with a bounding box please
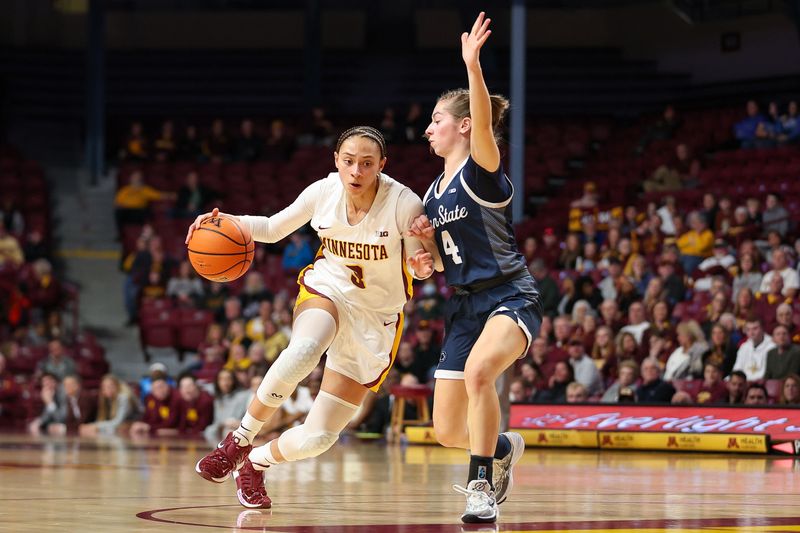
[407,249,434,279]
[185,207,220,244]
[407,214,435,241]
[461,11,492,68]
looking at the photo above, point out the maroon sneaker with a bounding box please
[195,432,252,483]
[233,457,272,509]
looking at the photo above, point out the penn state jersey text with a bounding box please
[423,156,528,287]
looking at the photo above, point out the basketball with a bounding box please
[187,214,255,282]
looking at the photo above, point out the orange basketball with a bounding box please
[187,214,255,282]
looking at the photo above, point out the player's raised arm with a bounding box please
[463,11,500,173]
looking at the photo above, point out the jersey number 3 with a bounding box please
[346,265,366,289]
[440,230,463,264]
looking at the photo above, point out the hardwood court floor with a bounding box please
[1,433,799,532]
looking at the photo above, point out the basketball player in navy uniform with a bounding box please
[409,12,542,524]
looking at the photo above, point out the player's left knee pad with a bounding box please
[276,425,339,462]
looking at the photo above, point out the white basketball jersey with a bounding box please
[300,173,413,314]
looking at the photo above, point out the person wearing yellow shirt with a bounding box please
[114,170,175,238]
[262,319,289,364]
[0,220,24,267]
[677,211,714,274]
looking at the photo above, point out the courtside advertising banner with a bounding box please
[510,404,800,441]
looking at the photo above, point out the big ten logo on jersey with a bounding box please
[376,229,389,237]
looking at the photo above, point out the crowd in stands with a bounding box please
[3,97,800,443]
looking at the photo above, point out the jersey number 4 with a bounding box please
[441,230,463,264]
[346,265,366,289]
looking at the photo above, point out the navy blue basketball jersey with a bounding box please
[423,156,528,287]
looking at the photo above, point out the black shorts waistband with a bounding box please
[452,270,530,295]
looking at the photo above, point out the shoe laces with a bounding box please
[453,483,494,512]
[239,464,266,498]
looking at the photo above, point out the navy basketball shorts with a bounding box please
[434,276,542,380]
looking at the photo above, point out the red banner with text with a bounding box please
[510,404,800,441]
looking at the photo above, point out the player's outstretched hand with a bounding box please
[407,249,434,280]
[185,207,220,244]
[407,214,435,241]
[461,11,491,68]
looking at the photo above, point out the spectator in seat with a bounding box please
[0,196,24,235]
[541,360,574,403]
[262,319,289,364]
[590,325,616,380]
[663,320,707,380]
[174,170,215,220]
[246,342,267,369]
[36,338,76,381]
[202,282,230,321]
[245,300,274,342]
[529,259,559,318]
[233,118,263,162]
[744,383,769,405]
[25,258,62,319]
[80,374,140,436]
[620,301,651,345]
[726,370,748,405]
[726,206,759,247]
[307,107,335,146]
[566,336,603,396]
[701,292,730,340]
[177,124,202,161]
[696,363,728,404]
[779,374,800,405]
[114,170,174,239]
[558,233,581,270]
[379,107,398,144]
[760,248,799,298]
[733,319,776,381]
[204,368,250,443]
[636,104,681,154]
[617,330,643,364]
[153,120,176,161]
[778,100,799,144]
[175,374,214,436]
[28,372,61,434]
[598,258,624,302]
[130,377,181,437]
[238,273,273,319]
[601,360,638,403]
[733,287,755,329]
[394,341,426,383]
[281,231,315,274]
[643,143,695,193]
[119,121,148,161]
[509,378,531,403]
[671,390,694,405]
[702,323,738,376]
[522,236,537,264]
[762,193,790,239]
[694,239,735,292]
[0,220,24,267]
[530,337,559,385]
[22,229,48,263]
[263,119,296,161]
[775,303,800,343]
[713,196,734,235]
[166,260,204,307]
[402,102,426,144]
[636,358,676,404]
[565,382,589,403]
[138,362,175,402]
[415,280,445,321]
[677,211,714,275]
[552,315,574,351]
[0,354,23,427]
[657,196,678,236]
[764,325,800,380]
[732,253,763,298]
[734,100,765,149]
[598,298,624,332]
[224,343,251,374]
[646,300,676,349]
[570,181,599,210]
[202,119,230,162]
[539,227,561,270]
[413,321,441,381]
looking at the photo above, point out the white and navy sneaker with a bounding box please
[492,431,525,504]
[454,479,498,524]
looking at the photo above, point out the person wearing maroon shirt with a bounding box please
[130,377,180,437]
[0,354,23,427]
[176,374,214,437]
[696,363,728,404]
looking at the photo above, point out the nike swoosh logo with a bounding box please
[383,321,396,326]
[319,225,331,230]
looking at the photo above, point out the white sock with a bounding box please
[233,412,264,446]
[248,441,281,471]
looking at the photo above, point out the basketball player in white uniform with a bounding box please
[189,126,438,508]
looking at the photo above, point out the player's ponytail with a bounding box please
[438,89,509,144]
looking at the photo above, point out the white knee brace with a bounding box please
[255,308,336,408]
[276,390,359,462]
